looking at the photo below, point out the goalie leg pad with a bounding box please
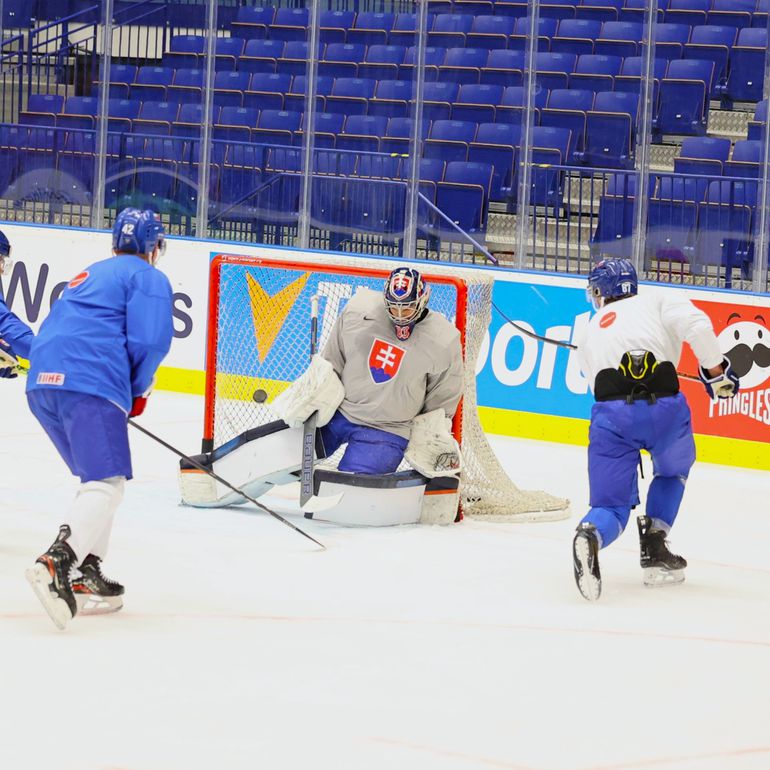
[179,421,304,507]
[419,476,460,525]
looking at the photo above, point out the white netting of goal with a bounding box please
[205,254,570,522]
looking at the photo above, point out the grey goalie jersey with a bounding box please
[321,288,464,439]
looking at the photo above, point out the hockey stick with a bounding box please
[490,301,702,383]
[128,419,326,550]
[299,295,320,509]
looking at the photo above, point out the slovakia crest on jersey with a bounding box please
[368,338,405,384]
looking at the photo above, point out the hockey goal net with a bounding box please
[203,253,569,521]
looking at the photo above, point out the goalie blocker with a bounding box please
[178,421,461,526]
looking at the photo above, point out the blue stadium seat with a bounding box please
[645,184,698,266]
[541,88,594,163]
[251,109,301,146]
[219,143,263,208]
[57,128,96,200]
[389,13,417,46]
[480,49,525,87]
[424,120,478,163]
[423,81,460,122]
[708,0,755,27]
[105,64,137,99]
[429,13,474,48]
[594,21,642,57]
[325,77,377,115]
[244,73,292,111]
[398,156,445,207]
[590,172,637,259]
[529,125,572,208]
[436,161,494,239]
[319,10,355,45]
[336,115,388,153]
[213,70,251,108]
[656,59,714,135]
[214,106,258,142]
[369,79,413,118]
[538,0,579,22]
[684,25,737,98]
[674,136,731,179]
[535,52,578,91]
[725,138,762,177]
[569,54,621,91]
[724,27,767,103]
[665,0,709,26]
[231,6,275,40]
[497,85,549,124]
[466,15,516,50]
[58,96,98,129]
[439,47,488,85]
[551,19,602,56]
[511,17,559,50]
[747,99,767,141]
[296,112,345,149]
[452,84,504,123]
[241,39,285,75]
[347,12,395,46]
[614,56,667,97]
[167,68,205,104]
[171,103,215,138]
[214,37,245,72]
[162,35,205,69]
[269,8,309,43]
[357,45,406,81]
[107,98,141,132]
[277,41,309,77]
[576,0,624,23]
[284,74,333,113]
[355,153,402,179]
[130,66,173,102]
[693,179,754,282]
[654,23,692,60]
[381,117,430,155]
[583,90,638,167]
[319,43,366,79]
[400,45,446,81]
[20,94,65,127]
[133,101,179,136]
[468,122,520,200]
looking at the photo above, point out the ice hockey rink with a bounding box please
[1,380,768,770]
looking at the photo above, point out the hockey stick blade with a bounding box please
[300,491,344,514]
[128,419,325,550]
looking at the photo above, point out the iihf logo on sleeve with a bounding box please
[709,313,770,425]
[368,338,405,384]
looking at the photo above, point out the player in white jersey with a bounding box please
[571,258,739,601]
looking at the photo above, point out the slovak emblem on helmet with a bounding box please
[368,338,405,384]
[388,270,414,298]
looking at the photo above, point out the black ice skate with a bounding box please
[637,515,687,587]
[25,525,78,630]
[573,522,602,601]
[72,554,125,615]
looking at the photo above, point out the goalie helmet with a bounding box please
[112,208,167,264]
[587,258,638,310]
[383,267,430,340]
[0,229,11,274]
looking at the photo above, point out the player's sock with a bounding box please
[25,525,78,630]
[637,515,687,587]
[573,522,601,601]
[72,554,125,615]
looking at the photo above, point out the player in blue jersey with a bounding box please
[25,208,174,629]
[0,229,34,375]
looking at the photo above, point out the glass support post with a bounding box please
[195,0,218,236]
[92,0,115,229]
[752,13,770,293]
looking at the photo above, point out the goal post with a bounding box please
[203,252,570,522]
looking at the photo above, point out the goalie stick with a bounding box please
[299,295,320,509]
[491,301,702,383]
[128,420,326,550]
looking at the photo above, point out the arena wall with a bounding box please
[2,222,767,470]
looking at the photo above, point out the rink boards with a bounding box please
[1,221,768,470]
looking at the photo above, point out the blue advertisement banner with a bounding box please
[476,279,594,420]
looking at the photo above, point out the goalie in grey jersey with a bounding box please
[179,267,465,525]
[275,267,464,477]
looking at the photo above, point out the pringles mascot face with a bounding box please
[717,313,770,390]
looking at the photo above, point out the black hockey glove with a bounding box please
[699,357,739,400]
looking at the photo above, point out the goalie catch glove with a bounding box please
[699,357,739,400]
[405,409,462,478]
[272,356,344,428]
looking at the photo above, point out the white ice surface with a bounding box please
[1,381,768,770]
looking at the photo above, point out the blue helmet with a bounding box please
[587,258,638,309]
[383,267,430,341]
[112,208,166,261]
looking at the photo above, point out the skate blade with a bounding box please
[574,537,601,601]
[25,564,74,630]
[75,593,123,615]
[642,567,685,588]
